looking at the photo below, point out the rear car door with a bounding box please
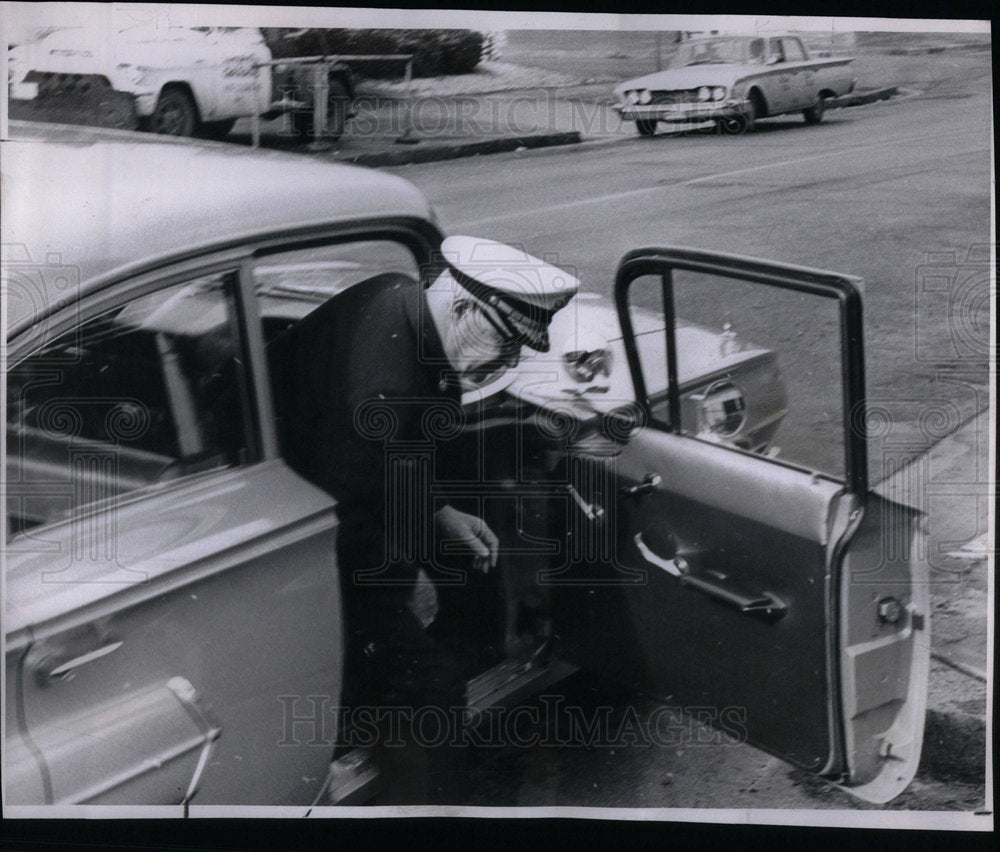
[5,258,342,808]
[779,37,812,109]
[763,37,793,112]
[554,248,929,803]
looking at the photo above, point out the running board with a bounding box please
[325,657,578,804]
[466,656,578,716]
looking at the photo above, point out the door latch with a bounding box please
[620,473,661,498]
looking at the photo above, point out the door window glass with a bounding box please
[253,239,421,344]
[627,269,847,480]
[6,272,251,538]
[781,38,807,62]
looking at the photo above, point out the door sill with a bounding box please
[324,655,578,804]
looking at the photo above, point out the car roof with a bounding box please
[2,121,436,336]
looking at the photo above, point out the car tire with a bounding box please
[198,119,237,139]
[803,97,826,125]
[143,88,198,137]
[719,97,757,135]
[291,78,350,142]
[635,119,658,136]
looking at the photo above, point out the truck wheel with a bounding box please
[635,119,658,136]
[803,97,826,125]
[198,119,236,139]
[144,88,198,137]
[291,79,350,142]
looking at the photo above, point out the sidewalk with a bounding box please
[229,80,899,167]
[228,86,627,165]
[875,408,992,781]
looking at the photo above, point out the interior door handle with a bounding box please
[680,573,787,622]
[633,532,686,577]
[634,533,786,622]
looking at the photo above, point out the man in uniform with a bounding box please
[269,235,578,803]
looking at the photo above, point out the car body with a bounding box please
[2,122,927,811]
[7,26,355,139]
[612,33,857,135]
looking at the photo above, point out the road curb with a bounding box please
[331,130,582,167]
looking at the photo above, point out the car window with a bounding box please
[767,39,785,64]
[781,38,807,62]
[252,239,421,344]
[6,272,252,540]
[627,270,847,480]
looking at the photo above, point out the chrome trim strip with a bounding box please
[60,733,211,805]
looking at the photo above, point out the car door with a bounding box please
[5,258,342,808]
[553,248,929,804]
[779,37,812,109]
[762,37,793,112]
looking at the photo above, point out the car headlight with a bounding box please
[637,89,652,105]
[695,379,747,438]
[712,86,726,101]
[697,86,711,102]
[625,90,639,105]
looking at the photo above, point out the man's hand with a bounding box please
[435,505,499,573]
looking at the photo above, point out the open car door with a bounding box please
[553,248,930,803]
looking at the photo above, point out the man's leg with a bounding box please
[349,601,469,805]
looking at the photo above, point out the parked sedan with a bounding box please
[3,121,927,811]
[613,33,856,135]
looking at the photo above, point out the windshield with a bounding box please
[669,37,764,67]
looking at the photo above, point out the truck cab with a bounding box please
[8,26,355,140]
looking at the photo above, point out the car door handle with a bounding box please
[32,638,124,686]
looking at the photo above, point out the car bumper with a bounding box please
[615,99,750,124]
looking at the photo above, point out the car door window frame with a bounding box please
[6,248,264,535]
[237,215,445,460]
[614,246,868,496]
[781,37,807,63]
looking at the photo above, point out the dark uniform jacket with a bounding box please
[268,273,470,614]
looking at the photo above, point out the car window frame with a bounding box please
[614,247,868,496]
[5,249,264,538]
[6,217,446,541]
[235,215,445,461]
[781,37,808,62]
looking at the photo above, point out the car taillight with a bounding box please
[695,379,747,438]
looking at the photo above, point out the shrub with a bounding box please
[260,28,484,78]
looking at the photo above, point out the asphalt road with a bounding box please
[388,85,993,479]
[383,83,992,813]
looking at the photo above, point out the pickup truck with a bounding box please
[7,26,355,140]
[612,33,856,135]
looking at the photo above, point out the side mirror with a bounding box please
[765,55,780,65]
